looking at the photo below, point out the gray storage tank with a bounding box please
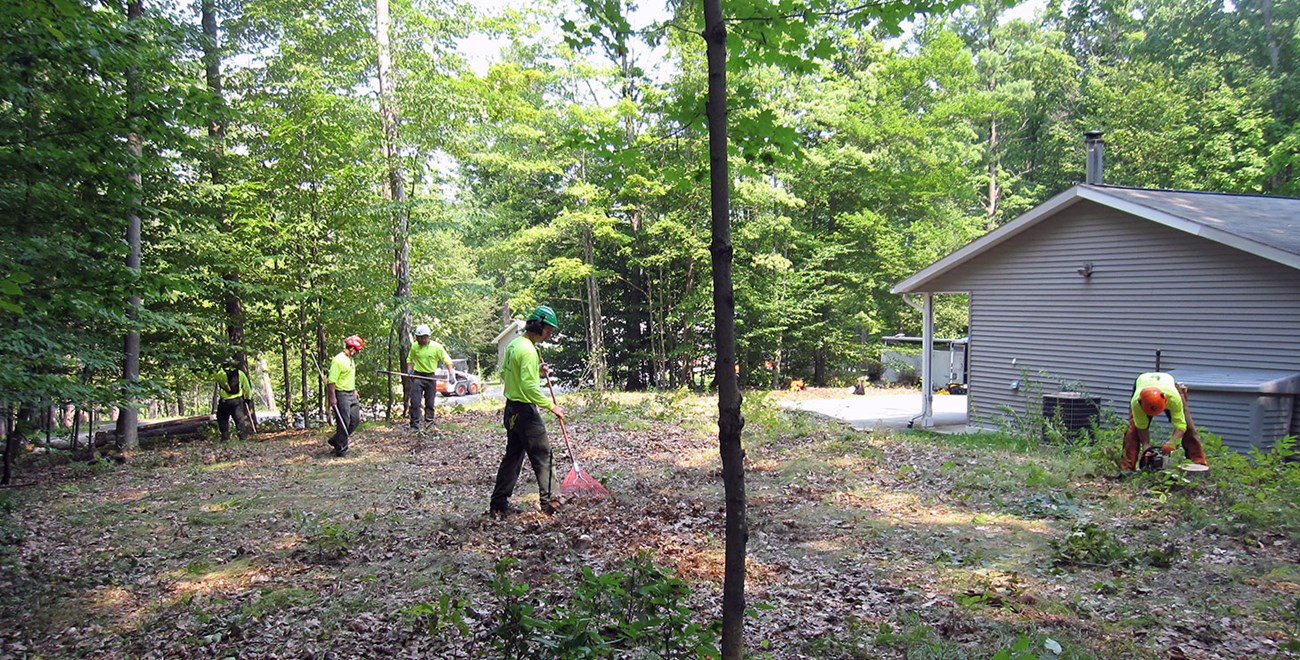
[1168,369,1300,454]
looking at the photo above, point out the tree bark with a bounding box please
[582,225,607,389]
[376,0,411,420]
[202,0,243,373]
[702,0,747,656]
[116,0,144,452]
[278,297,293,416]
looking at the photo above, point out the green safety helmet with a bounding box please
[527,305,559,329]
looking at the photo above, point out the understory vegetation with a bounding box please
[2,388,1298,658]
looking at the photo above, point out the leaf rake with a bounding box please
[546,376,609,499]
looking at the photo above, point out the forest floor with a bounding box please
[2,387,1299,659]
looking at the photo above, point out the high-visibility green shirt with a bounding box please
[502,335,549,406]
[408,340,452,374]
[1130,372,1186,430]
[329,351,356,391]
[214,369,252,401]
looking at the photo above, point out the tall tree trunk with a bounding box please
[278,297,293,416]
[202,0,242,370]
[582,226,606,389]
[702,0,746,656]
[116,0,144,452]
[376,0,411,392]
[316,319,327,420]
[619,45,654,390]
[1262,0,1280,114]
[978,0,1002,230]
[985,117,1000,229]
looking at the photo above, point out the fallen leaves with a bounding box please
[1,394,1297,658]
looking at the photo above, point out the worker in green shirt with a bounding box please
[327,335,365,457]
[490,305,563,517]
[1122,371,1208,470]
[213,358,253,442]
[406,322,455,432]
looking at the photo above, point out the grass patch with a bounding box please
[239,587,317,619]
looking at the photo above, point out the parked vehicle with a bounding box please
[436,359,481,396]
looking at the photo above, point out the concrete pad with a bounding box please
[781,393,969,432]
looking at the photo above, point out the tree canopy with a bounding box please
[3,0,1296,427]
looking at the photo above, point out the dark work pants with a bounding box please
[1122,384,1208,470]
[410,372,438,428]
[330,390,360,452]
[216,397,249,442]
[490,401,553,511]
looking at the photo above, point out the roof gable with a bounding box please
[893,185,1300,294]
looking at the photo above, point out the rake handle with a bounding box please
[544,375,580,467]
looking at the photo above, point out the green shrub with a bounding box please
[1195,435,1300,538]
[400,593,470,637]
[486,553,720,658]
[293,511,363,560]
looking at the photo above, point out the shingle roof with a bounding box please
[892,184,1300,294]
[1098,186,1300,256]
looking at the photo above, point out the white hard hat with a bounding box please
[414,323,432,337]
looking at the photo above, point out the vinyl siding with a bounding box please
[922,201,1300,451]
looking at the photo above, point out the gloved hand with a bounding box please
[1161,443,1175,455]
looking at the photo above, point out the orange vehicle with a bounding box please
[435,359,481,397]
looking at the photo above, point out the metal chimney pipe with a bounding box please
[1085,130,1104,185]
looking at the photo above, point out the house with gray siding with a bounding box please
[891,183,1300,454]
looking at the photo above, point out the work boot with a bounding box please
[540,499,559,516]
[489,505,524,518]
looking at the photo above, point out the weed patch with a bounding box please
[485,553,719,658]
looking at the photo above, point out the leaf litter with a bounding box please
[0,388,1296,658]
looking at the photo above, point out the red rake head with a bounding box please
[561,466,609,498]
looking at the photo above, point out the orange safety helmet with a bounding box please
[1138,386,1167,416]
[344,335,365,351]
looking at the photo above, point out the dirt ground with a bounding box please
[1,388,1297,658]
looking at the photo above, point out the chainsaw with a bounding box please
[1138,445,1166,471]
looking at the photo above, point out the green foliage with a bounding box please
[1196,435,1300,539]
[870,612,965,657]
[0,492,23,562]
[293,511,363,561]
[1002,490,1081,521]
[1050,522,1129,568]
[400,593,471,637]
[68,458,118,479]
[486,553,720,658]
[1257,596,1300,653]
[238,587,316,620]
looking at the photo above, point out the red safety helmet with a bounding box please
[344,335,365,351]
[1138,386,1167,416]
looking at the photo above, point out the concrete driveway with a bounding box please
[781,393,969,432]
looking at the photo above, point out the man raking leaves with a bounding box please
[489,305,565,517]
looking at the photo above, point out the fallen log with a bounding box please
[90,414,214,447]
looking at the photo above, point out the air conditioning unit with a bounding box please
[1042,392,1101,443]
